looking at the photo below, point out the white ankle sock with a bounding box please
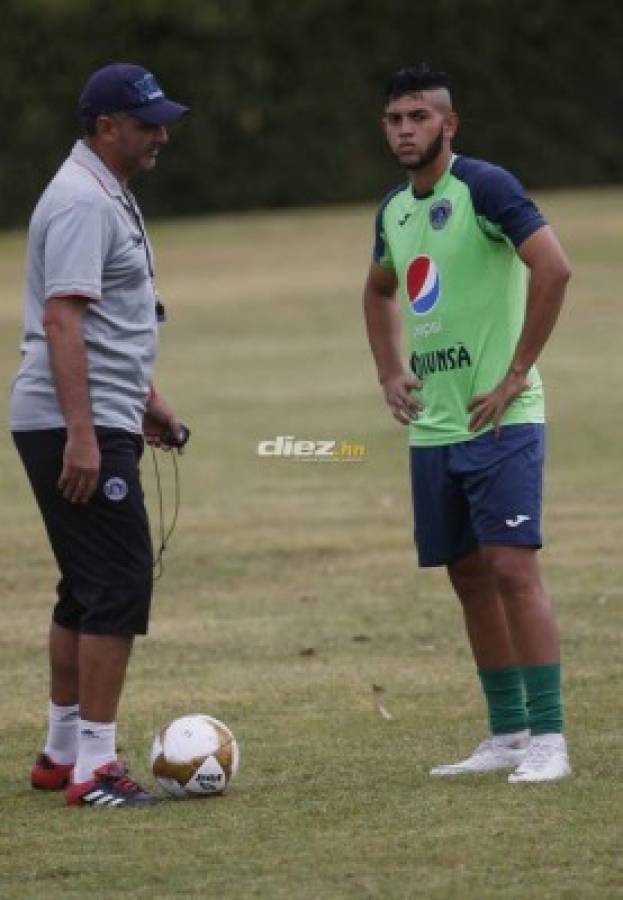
[493,729,530,748]
[44,701,79,765]
[73,719,117,784]
[529,732,566,748]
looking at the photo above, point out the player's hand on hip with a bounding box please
[381,373,423,425]
[58,429,101,503]
[468,371,529,436]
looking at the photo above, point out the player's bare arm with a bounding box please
[468,225,571,434]
[363,261,423,425]
[43,296,101,503]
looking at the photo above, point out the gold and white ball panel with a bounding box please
[150,714,239,798]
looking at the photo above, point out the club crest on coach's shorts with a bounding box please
[103,476,128,501]
[430,198,452,230]
[406,255,440,315]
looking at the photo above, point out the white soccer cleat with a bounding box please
[430,730,530,776]
[508,733,572,783]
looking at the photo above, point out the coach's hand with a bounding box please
[468,371,529,436]
[58,428,101,504]
[381,372,423,425]
[143,410,169,448]
[144,411,188,452]
[144,387,188,452]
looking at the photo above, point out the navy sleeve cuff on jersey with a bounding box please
[452,157,547,248]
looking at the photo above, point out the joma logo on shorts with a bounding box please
[410,343,472,379]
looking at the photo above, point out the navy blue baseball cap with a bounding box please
[79,63,189,125]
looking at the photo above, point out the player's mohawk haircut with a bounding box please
[384,63,451,103]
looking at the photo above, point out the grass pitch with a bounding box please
[0,191,622,899]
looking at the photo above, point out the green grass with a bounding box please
[0,190,622,899]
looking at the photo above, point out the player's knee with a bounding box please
[448,567,495,608]
[484,548,538,598]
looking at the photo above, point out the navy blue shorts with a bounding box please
[410,424,545,567]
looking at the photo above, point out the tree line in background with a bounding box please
[1,0,621,227]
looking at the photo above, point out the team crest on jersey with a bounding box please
[430,198,452,230]
[406,256,440,315]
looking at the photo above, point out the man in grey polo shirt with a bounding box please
[10,63,189,808]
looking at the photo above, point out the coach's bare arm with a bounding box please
[143,384,184,448]
[44,296,101,504]
[363,261,423,425]
[468,225,571,434]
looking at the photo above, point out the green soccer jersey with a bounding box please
[373,154,547,446]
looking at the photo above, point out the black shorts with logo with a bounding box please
[13,428,153,636]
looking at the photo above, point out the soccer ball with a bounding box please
[150,714,239,798]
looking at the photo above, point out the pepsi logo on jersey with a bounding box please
[406,256,440,315]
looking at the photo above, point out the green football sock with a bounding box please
[521,663,564,735]
[478,666,529,735]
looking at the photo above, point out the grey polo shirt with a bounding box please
[10,140,158,434]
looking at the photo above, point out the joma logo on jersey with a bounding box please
[406,256,440,315]
[410,343,472,379]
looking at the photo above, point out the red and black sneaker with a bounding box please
[65,761,160,807]
[31,753,74,790]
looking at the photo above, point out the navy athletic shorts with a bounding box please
[13,428,153,636]
[410,423,545,567]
